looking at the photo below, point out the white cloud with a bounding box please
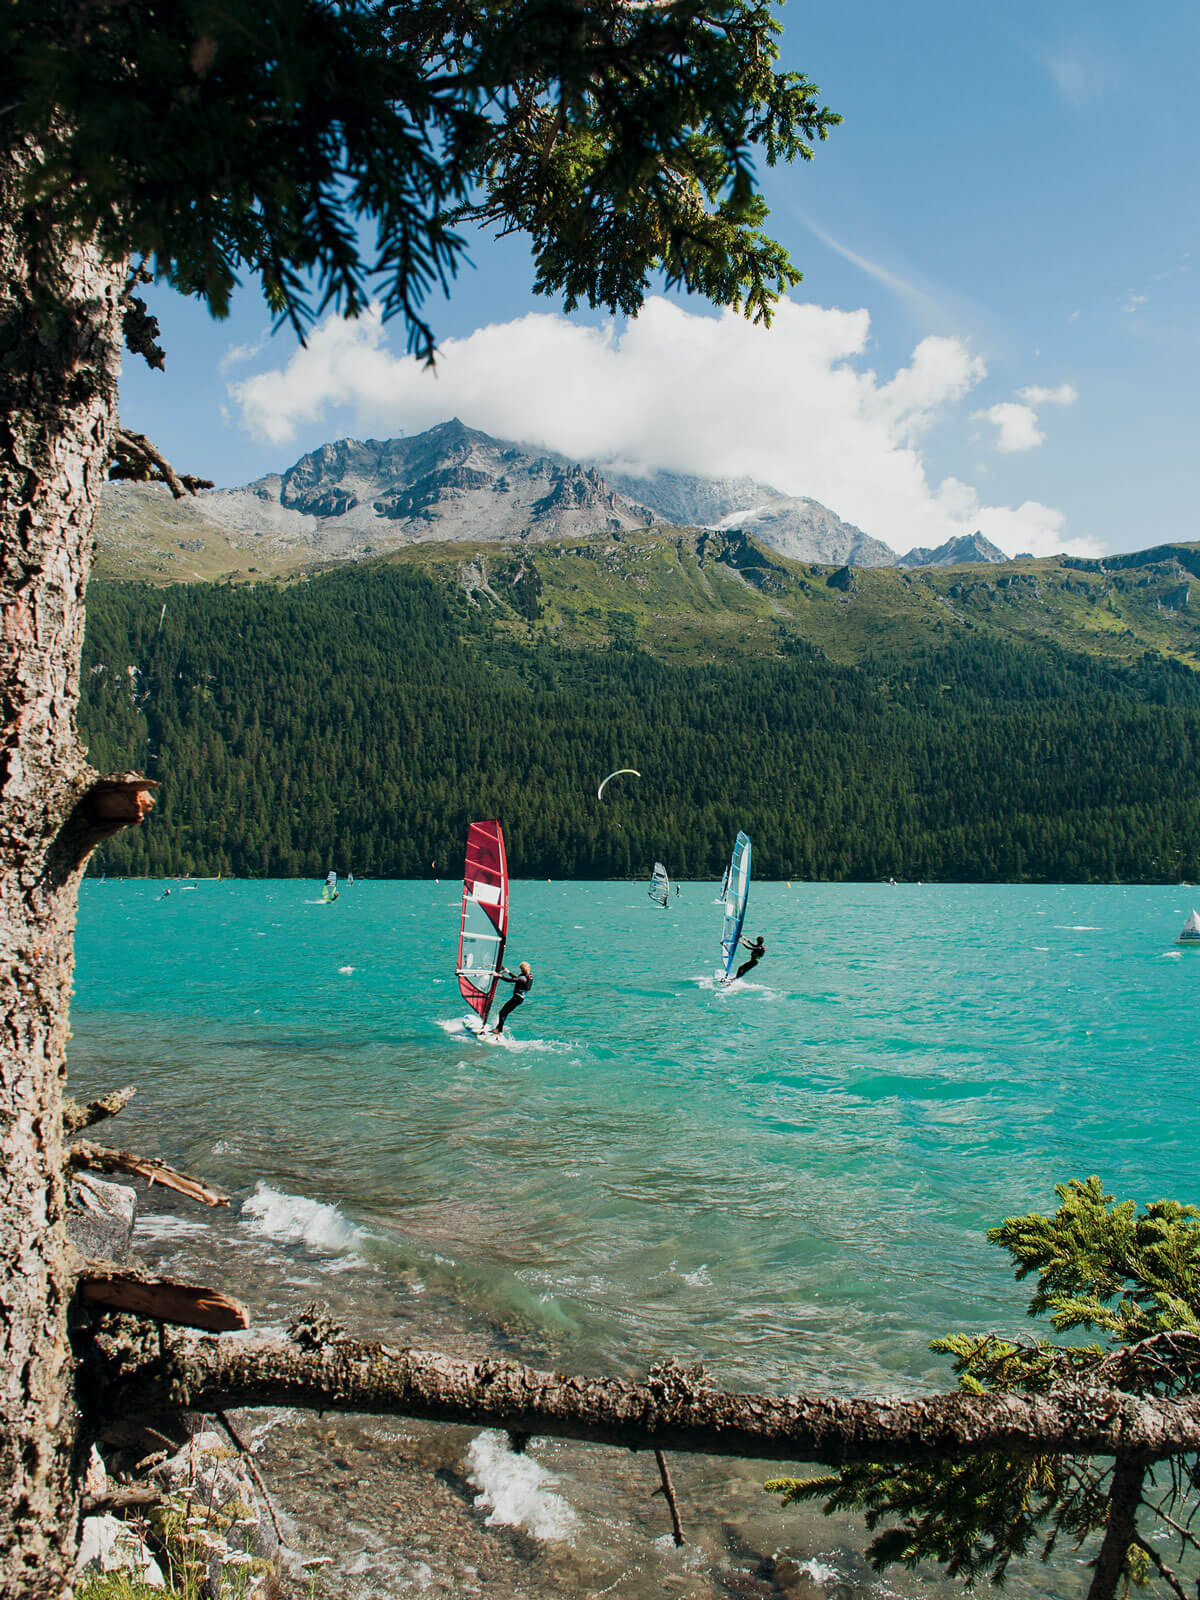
[974,401,1044,454]
[1123,293,1148,314]
[230,297,1094,558]
[1017,383,1078,407]
[219,330,270,372]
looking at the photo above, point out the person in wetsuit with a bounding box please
[734,936,765,980]
[492,961,532,1034]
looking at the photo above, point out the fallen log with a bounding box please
[91,1321,1200,1464]
[70,1140,230,1207]
[78,1267,249,1332]
[64,1087,136,1138]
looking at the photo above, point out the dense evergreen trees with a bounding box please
[80,566,1200,883]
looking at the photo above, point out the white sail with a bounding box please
[717,832,752,980]
[648,861,670,907]
[1178,910,1200,943]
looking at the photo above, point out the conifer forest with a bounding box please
[79,566,1200,884]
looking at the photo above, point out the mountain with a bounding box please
[210,419,653,546]
[897,532,1007,568]
[93,420,654,579]
[601,466,895,566]
[93,421,898,579]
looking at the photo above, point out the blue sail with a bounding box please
[718,832,752,979]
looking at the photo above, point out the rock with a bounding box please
[825,565,855,593]
[78,1513,165,1587]
[67,1173,136,1263]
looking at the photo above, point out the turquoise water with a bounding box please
[71,879,1200,1399]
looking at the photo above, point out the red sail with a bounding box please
[457,821,509,1023]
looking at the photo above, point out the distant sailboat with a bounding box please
[648,861,670,909]
[1177,910,1200,944]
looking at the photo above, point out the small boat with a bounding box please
[1177,910,1200,944]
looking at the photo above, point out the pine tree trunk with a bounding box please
[0,133,127,1597]
[1086,1453,1148,1600]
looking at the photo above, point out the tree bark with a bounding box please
[0,128,128,1598]
[90,1329,1200,1466]
[1086,1452,1148,1600]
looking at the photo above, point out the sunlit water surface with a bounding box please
[70,880,1200,1598]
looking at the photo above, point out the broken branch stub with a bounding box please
[64,1086,137,1138]
[78,1267,249,1332]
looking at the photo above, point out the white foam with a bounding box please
[135,1213,209,1240]
[465,1432,576,1541]
[680,1264,712,1287]
[240,1182,364,1258]
[437,1016,567,1052]
[338,965,355,974]
[797,1557,842,1584]
[696,973,774,996]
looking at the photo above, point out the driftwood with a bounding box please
[78,1267,249,1332]
[92,1323,1200,1465]
[653,1448,685,1545]
[81,1487,162,1517]
[64,1087,137,1138]
[71,1140,231,1207]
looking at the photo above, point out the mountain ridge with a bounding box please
[94,418,902,576]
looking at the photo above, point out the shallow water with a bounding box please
[69,879,1200,1596]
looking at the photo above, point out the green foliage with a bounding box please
[767,1181,1200,1594]
[76,1577,183,1600]
[990,1176,1200,1342]
[79,563,1200,882]
[2,0,837,357]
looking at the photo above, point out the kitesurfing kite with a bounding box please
[457,821,509,1034]
[715,832,752,982]
[597,768,641,801]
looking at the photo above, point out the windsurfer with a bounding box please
[734,936,765,980]
[491,962,532,1034]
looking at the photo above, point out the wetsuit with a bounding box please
[734,939,765,981]
[494,969,532,1032]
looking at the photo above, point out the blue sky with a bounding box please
[117,0,1199,558]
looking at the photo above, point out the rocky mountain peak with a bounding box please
[897,532,1007,568]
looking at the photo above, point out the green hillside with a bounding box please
[79,543,1200,882]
